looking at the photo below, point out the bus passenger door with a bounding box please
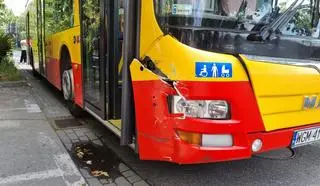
[109,0,124,119]
[81,0,108,119]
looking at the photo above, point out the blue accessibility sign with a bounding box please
[195,62,233,78]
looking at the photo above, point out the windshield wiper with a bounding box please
[248,0,304,41]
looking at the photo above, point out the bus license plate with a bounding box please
[291,127,320,148]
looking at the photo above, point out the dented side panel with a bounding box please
[130,60,265,163]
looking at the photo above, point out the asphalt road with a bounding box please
[14,52,320,186]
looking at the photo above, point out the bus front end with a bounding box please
[131,0,320,164]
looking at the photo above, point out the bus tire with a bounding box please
[61,51,84,117]
[62,69,74,100]
[66,100,85,118]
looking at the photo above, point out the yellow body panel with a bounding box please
[31,40,39,69]
[144,36,249,82]
[45,0,81,64]
[73,0,80,26]
[242,56,320,131]
[130,59,160,81]
[139,0,163,57]
[45,26,81,64]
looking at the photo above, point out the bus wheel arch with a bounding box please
[60,45,84,117]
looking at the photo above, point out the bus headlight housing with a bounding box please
[170,96,230,119]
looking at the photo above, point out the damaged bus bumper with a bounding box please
[130,59,320,164]
[164,122,320,164]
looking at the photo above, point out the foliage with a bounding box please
[294,9,313,31]
[0,31,12,60]
[0,57,21,81]
[82,0,100,54]
[25,0,73,41]
[0,0,17,30]
[17,12,27,39]
[44,0,74,35]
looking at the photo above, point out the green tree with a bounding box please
[0,0,7,25]
[17,13,27,39]
[45,0,73,35]
[0,0,17,30]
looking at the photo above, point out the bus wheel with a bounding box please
[62,69,74,100]
[62,69,84,117]
[61,50,84,117]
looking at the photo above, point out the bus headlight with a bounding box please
[170,96,230,119]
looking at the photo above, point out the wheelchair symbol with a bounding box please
[199,65,209,77]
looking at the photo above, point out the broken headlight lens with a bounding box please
[170,96,230,119]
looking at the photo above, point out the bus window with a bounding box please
[45,0,73,35]
[82,0,102,106]
[281,0,320,38]
[117,0,124,85]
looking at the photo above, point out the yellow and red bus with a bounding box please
[26,0,320,164]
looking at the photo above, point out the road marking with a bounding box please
[0,108,36,112]
[0,103,41,114]
[38,132,59,149]
[0,154,85,186]
[53,153,86,186]
[0,169,63,185]
[0,121,20,129]
[24,100,42,113]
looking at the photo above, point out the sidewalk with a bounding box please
[1,52,150,186]
[0,60,85,185]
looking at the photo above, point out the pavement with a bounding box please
[5,51,320,186]
[0,79,85,185]
[1,51,149,186]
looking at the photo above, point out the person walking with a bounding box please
[20,39,27,64]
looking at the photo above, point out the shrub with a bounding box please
[0,57,21,81]
[0,32,13,61]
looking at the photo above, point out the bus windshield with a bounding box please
[154,0,304,32]
[154,0,320,59]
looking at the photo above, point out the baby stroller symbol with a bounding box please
[221,65,230,77]
[199,65,208,77]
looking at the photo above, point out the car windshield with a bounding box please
[154,0,305,32]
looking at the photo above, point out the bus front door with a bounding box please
[81,0,108,119]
